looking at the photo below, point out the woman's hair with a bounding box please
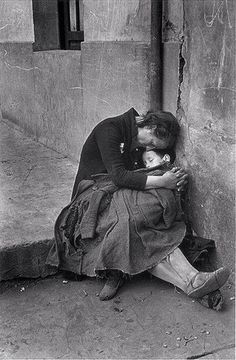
[137,110,180,149]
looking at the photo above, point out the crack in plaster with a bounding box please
[5,62,40,72]
[19,164,37,188]
[176,6,196,150]
[70,86,112,107]
[204,0,232,29]
[186,342,235,359]
[177,38,185,113]
[0,24,9,31]
[0,49,40,72]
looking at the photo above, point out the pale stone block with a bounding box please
[0,0,34,43]
[83,0,151,42]
[81,41,151,134]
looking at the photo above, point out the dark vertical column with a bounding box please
[150,0,163,111]
[32,0,60,51]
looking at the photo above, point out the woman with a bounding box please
[47,108,229,302]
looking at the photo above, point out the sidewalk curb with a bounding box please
[0,238,58,281]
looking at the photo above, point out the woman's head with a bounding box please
[136,110,180,149]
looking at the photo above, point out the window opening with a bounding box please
[32,0,84,51]
[58,0,84,50]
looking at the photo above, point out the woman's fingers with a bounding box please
[177,175,188,187]
[163,168,188,190]
[171,167,187,177]
[170,167,181,173]
[176,170,185,178]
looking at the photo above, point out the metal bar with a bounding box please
[150,0,163,111]
[69,0,77,31]
[78,0,84,30]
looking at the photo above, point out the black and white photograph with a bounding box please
[0,0,235,359]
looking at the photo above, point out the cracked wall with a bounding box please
[178,0,235,270]
[163,0,235,271]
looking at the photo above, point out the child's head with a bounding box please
[142,149,171,168]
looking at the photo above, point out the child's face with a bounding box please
[142,150,163,168]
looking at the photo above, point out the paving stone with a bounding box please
[0,119,77,280]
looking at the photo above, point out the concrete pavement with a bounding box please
[0,273,235,359]
[0,118,235,359]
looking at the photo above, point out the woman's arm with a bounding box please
[95,122,187,191]
[145,167,188,190]
[95,123,147,189]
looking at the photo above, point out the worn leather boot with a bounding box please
[99,270,124,301]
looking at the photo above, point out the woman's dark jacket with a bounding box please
[71,108,147,199]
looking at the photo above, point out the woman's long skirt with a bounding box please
[46,180,186,277]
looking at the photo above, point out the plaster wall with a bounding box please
[0,43,83,160]
[0,0,34,43]
[83,0,151,42]
[33,51,83,159]
[178,0,235,269]
[0,43,36,135]
[82,41,151,135]
[82,0,153,131]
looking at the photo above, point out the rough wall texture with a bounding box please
[81,0,153,132]
[178,0,235,269]
[80,0,155,138]
[83,0,151,42]
[81,0,154,135]
[0,43,36,134]
[82,41,151,136]
[0,45,83,160]
[0,0,34,43]
[33,51,83,159]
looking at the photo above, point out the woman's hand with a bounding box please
[162,167,188,190]
[145,167,188,190]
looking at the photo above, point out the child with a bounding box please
[142,148,172,169]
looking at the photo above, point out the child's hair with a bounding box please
[143,148,176,164]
